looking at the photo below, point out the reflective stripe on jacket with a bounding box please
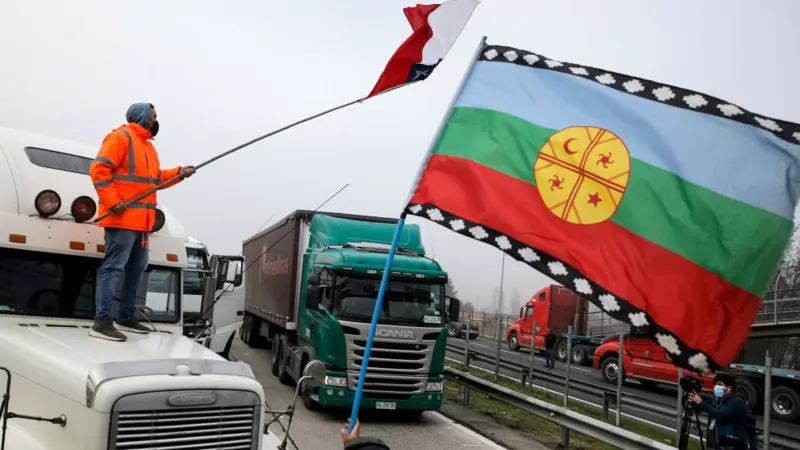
[89,123,182,232]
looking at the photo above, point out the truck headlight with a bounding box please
[426,381,443,392]
[325,376,347,388]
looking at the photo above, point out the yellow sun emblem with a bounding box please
[534,126,631,225]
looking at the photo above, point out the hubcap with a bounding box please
[773,393,795,417]
[511,337,517,346]
[605,362,619,380]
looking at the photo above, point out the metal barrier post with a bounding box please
[528,319,537,390]
[764,350,772,450]
[562,325,573,447]
[464,313,471,368]
[602,391,611,420]
[676,367,684,443]
[494,255,506,378]
[463,383,471,406]
[615,332,624,427]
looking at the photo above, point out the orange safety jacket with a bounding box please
[89,123,182,232]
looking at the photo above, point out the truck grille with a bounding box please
[345,330,436,396]
[109,391,260,450]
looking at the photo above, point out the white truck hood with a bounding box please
[0,321,224,406]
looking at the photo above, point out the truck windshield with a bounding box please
[0,248,181,323]
[332,276,445,327]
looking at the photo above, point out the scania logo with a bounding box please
[375,328,415,339]
[167,393,217,407]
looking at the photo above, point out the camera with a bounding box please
[679,375,704,393]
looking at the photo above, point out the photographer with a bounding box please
[690,374,754,449]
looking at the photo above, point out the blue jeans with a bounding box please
[95,228,149,325]
[545,348,556,368]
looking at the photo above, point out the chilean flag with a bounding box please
[367,0,479,98]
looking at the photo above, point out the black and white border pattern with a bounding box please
[480,45,800,146]
[406,202,718,373]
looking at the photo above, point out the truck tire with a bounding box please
[734,377,761,411]
[447,323,460,338]
[600,356,623,384]
[771,385,800,422]
[507,332,520,351]
[301,358,321,411]
[270,338,280,376]
[555,341,568,362]
[247,316,263,348]
[571,345,588,366]
[276,340,292,386]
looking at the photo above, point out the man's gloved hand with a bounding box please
[111,203,127,214]
[178,165,196,178]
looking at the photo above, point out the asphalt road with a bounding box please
[231,338,508,450]
[447,337,799,443]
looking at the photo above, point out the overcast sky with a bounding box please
[1,0,798,313]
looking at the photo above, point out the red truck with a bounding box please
[505,284,599,366]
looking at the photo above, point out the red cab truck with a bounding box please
[505,284,600,366]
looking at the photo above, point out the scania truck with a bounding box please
[239,210,460,412]
[0,126,283,449]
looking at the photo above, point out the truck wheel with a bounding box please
[571,345,588,366]
[270,337,280,376]
[734,378,761,410]
[240,315,250,344]
[771,385,800,422]
[247,316,263,348]
[277,341,292,386]
[301,358,321,411]
[447,323,460,338]
[555,341,568,361]
[600,357,623,384]
[507,332,520,351]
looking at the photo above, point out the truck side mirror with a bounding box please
[448,297,461,323]
[306,286,321,310]
[225,260,243,287]
[519,307,523,318]
[212,255,245,290]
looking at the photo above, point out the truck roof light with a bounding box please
[366,269,378,274]
[167,253,178,262]
[415,274,425,278]
[35,189,61,217]
[96,244,105,253]
[342,266,353,271]
[8,234,26,244]
[152,209,166,233]
[70,196,97,223]
[69,241,85,250]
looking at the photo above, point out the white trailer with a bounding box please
[0,125,283,449]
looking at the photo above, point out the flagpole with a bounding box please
[93,81,420,223]
[348,35,488,433]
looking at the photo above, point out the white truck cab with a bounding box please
[0,126,283,449]
[183,236,245,359]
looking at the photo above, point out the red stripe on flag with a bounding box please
[410,155,760,366]
[366,4,439,98]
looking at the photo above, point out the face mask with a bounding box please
[713,385,725,398]
[149,120,159,137]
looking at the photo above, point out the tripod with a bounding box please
[678,400,705,450]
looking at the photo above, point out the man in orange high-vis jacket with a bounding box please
[89,103,195,341]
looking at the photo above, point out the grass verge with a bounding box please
[444,362,700,450]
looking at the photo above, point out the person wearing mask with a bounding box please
[340,419,390,449]
[690,374,753,449]
[88,103,195,341]
[544,330,557,369]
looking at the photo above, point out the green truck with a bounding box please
[238,210,460,412]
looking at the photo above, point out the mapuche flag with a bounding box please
[406,43,800,372]
[366,0,478,98]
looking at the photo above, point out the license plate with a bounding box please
[375,401,396,410]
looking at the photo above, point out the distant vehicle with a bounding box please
[593,331,800,422]
[445,295,478,339]
[505,284,601,366]
[182,236,245,359]
[239,210,460,413]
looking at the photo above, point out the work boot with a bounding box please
[89,321,127,341]
[115,318,151,334]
